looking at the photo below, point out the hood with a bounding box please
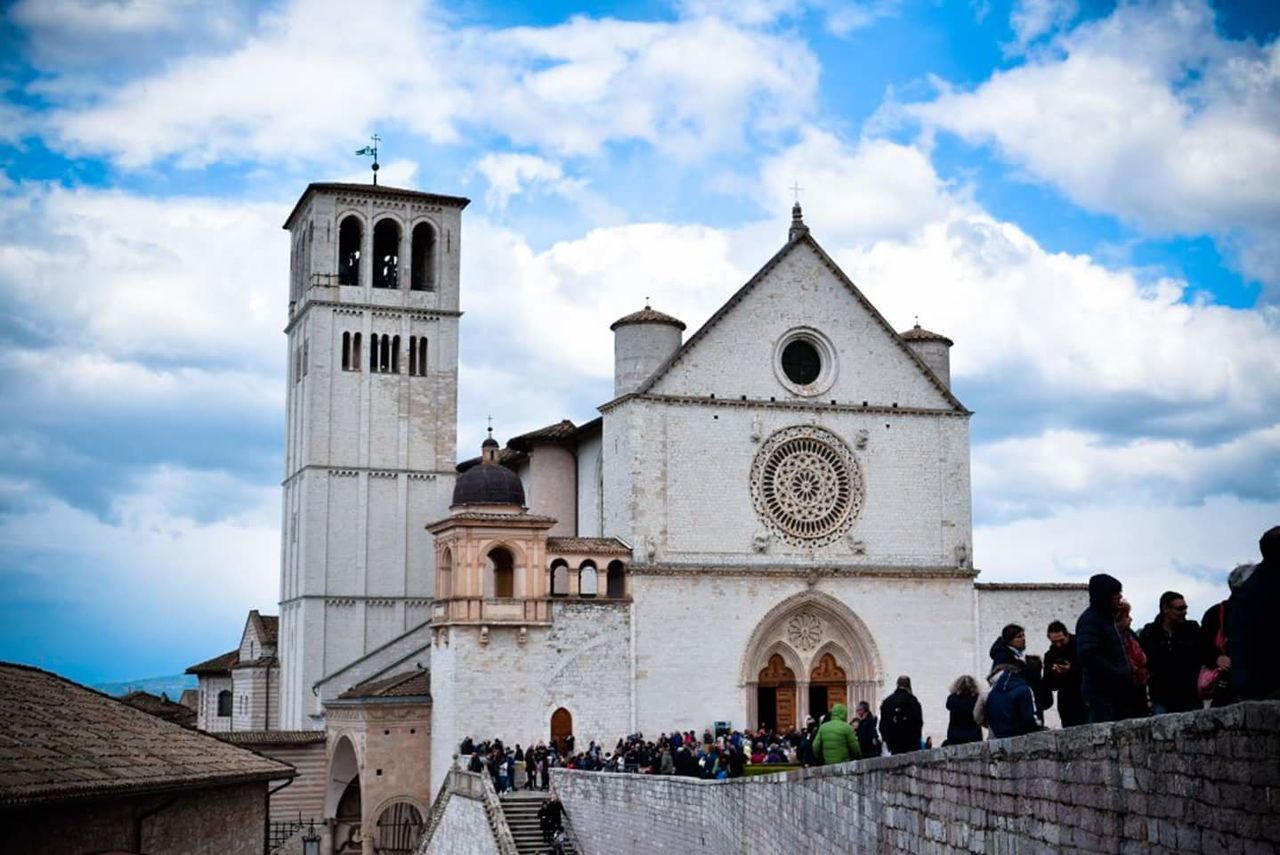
[1088,573,1122,612]
[831,702,848,721]
[990,669,1027,694]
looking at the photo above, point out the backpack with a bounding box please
[973,691,988,727]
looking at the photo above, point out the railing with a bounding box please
[431,597,551,625]
[268,815,309,852]
[416,767,518,855]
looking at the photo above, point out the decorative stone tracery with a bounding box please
[786,611,823,651]
[750,426,864,547]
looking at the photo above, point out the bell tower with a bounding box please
[278,182,469,729]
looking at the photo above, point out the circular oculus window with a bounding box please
[750,425,864,548]
[773,328,836,396]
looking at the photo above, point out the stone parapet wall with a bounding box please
[554,702,1280,854]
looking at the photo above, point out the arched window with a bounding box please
[409,336,427,376]
[342,332,351,370]
[439,548,453,599]
[373,220,400,288]
[352,333,361,370]
[488,547,514,598]
[550,560,569,597]
[216,689,232,717]
[579,562,598,597]
[411,223,435,291]
[338,216,362,286]
[606,560,626,598]
[391,335,400,374]
[372,334,396,373]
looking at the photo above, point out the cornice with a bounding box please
[284,299,462,334]
[599,393,970,418]
[282,465,456,487]
[627,563,978,580]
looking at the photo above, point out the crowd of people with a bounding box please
[462,526,1279,783]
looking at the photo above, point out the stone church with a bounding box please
[188,182,1082,851]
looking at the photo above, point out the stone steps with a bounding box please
[499,791,577,855]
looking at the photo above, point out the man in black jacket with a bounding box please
[879,675,924,754]
[1043,620,1086,726]
[854,701,882,757]
[1138,591,1202,714]
[1230,526,1280,701]
[1076,573,1131,723]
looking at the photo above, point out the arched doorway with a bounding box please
[326,736,362,853]
[809,652,848,717]
[375,801,425,855]
[741,592,884,728]
[550,707,573,755]
[756,654,797,733]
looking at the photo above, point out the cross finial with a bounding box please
[486,414,494,439]
[644,295,651,309]
[790,180,804,203]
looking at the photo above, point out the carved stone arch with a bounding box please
[325,734,362,818]
[368,793,429,826]
[738,590,883,687]
[740,590,883,727]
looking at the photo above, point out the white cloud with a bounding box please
[673,0,901,35]
[907,0,1280,287]
[471,153,580,211]
[30,0,817,167]
[1007,0,1077,52]
[0,184,287,367]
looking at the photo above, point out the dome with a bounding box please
[901,323,953,346]
[452,439,525,507]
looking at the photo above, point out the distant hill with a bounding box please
[94,673,197,700]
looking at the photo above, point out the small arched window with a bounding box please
[409,336,427,376]
[488,547,514,598]
[391,335,401,374]
[579,562,598,597]
[550,560,569,597]
[342,332,351,370]
[606,560,626,599]
[439,548,453,599]
[373,219,400,288]
[338,216,362,286]
[352,333,362,371]
[411,223,436,291]
[216,689,232,717]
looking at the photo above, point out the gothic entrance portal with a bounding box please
[742,592,884,728]
[756,654,797,732]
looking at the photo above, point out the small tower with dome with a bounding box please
[610,303,686,397]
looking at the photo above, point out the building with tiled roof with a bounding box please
[184,609,279,733]
[119,689,197,728]
[0,662,293,855]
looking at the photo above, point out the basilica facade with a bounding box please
[189,182,1083,851]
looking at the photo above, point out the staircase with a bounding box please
[499,790,578,855]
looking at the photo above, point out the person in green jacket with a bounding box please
[810,702,862,765]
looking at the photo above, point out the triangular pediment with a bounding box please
[635,235,965,411]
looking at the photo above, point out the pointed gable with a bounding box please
[636,234,966,412]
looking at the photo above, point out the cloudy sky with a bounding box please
[0,0,1276,684]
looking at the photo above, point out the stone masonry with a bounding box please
[553,702,1280,854]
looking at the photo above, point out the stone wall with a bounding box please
[1,781,267,855]
[554,702,1280,854]
[418,770,510,855]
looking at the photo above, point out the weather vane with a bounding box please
[355,134,381,185]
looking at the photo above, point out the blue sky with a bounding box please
[0,0,1277,684]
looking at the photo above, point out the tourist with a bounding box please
[942,676,982,746]
[1199,564,1252,707]
[854,701,882,757]
[525,745,537,789]
[460,735,474,755]
[985,663,1041,739]
[1044,621,1086,727]
[1138,591,1202,714]
[1228,526,1280,701]
[989,623,1027,668]
[1076,573,1130,723]
[659,745,675,775]
[879,675,924,755]
[1023,655,1051,725]
[810,702,861,765]
[537,797,565,843]
[538,753,550,791]
[1116,599,1150,718]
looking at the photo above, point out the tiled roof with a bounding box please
[185,649,238,675]
[337,670,430,700]
[0,663,294,807]
[508,420,577,451]
[178,689,198,710]
[456,447,527,473]
[232,656,279,670]
[118,691,197,728]
[546,537,632,555]
[249,610,279,645]
[610,306,687,332]
[216,731,326,747]
[900,324,954,346]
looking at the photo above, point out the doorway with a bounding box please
[809,653,847,718]
[756,654,797,733]
[550,707,573,754]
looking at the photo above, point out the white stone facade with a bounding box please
[247,189,1090,821]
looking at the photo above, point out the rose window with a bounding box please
[750,426,863,547]
[787,611,824,651]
